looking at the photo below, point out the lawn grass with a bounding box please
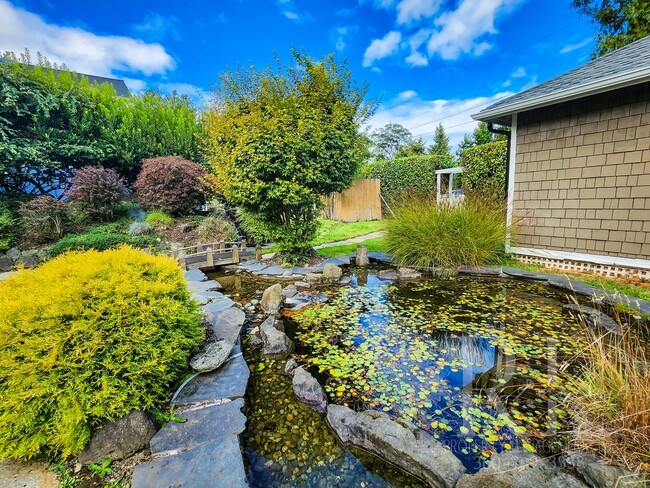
[313,219,385,246]
[501,257,650,302]
[316,236,387,257]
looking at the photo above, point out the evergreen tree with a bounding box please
[429,123,451,157]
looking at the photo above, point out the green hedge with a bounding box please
[49,221,157,257]
[359,155,454,204]
[460,140,507,199]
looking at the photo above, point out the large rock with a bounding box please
[281,284,298,300]
[260,317,293,357]
[173,355,249,405]
[283,358,298,376]
[78,411,156,465]
[563,451,635,488]
[322,263,343,281]
[378,269,398,280]
[397,267,422,280]
[184,269,208,282]
[327,405,465,488]
[292,367,327,412]
[189,341,233,372]
[0,257,12,272]
[563,304,620,335]
[187,280,223,293]
[0,460,58,488]
[455,450,588,488]
[305,273,322,283]
[16,255,39,269]
[6,248,20,261]
[128,222,153,236]
[208,306,246,343]
[356,244,370,267]
[260,283,282,314]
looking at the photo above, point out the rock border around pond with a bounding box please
[131,268,250,488]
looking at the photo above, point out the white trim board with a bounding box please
[505,113,517,253]
[510,246,650,271]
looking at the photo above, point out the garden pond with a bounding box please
[212,267,595,487]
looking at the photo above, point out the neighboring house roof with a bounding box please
[25,64,130,96]
[474,35,650,125]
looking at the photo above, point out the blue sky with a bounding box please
[0,0,596,146]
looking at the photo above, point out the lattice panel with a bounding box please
[515,254,650,279]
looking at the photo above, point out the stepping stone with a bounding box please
[367,252,394,264]
[291,266,312,275]
[150,399,246,455]
[312,258,347,272]
[256,265,287,276]
[187,280,223,293]
[458,266,503,276]
[184,269,208,282]
[241,262,268,272]
[191,291,224,306]
[210,307,246,343]
[203,298,236,318]
[173,355,249,406]
[131,435,248,488]
[501,267,552,281]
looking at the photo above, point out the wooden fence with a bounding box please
[321,178,382,222]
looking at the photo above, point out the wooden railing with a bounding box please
[170,241,248,270]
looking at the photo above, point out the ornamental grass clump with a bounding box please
[0,246,203,460]
[568,322,650,473]
[385,193,511,269]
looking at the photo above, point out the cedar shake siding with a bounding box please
[513,82,650,260]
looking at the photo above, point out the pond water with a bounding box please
[212,267,591,486]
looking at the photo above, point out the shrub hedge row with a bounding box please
[359,155,454,204]
[460,140,507,199]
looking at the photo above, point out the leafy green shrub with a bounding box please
[18,196,70,243]
[385,194,511,268]
[0,246,203,459]
[235,208,274,244]
[359,155,454,205]
[49,222,156,257]
[145,211,174,228]
[66,166,128,221]
[0,204,15,252]
[135,156,206,216]
[460,140,507,199]
[204,51,371,263]
[197,215,238,242]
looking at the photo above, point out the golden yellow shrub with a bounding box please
[0,246,203,459]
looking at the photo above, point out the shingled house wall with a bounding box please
[513,81,650,260]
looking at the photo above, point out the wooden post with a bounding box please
[231,244,240,263]
[219,240,225,252]
[255,244,262,262]
[179,255,187,270]
[240,241,246,252]
[206,248,214,267]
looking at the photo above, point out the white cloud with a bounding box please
[363,30,402,67]
[368,90,514,147]
[405,51,428,67]
[132,12,180,42]
[122,77,148,92]
[330,25,358,52]
[156,82,211,108]
[511,66,526,78]
[0,0,175,77]
[559,37,592,54]
[396,0,442,25]
[284,11,299,20]
[427,0,523,60]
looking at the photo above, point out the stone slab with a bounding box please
[367,252,394,264]
[548,278,606,298]
[150,399,246,455]
[184,269,208,282]
[0,460,58,488]
[501,267,553,281]
[210,307,246,343]
[291,266,312,275]
[203,298,236,318]
[187,280,222,293]
[173,355,249,406]
[191,291,224,306]
[458,266,503,276]
[131,435,248,488]
[242,262,268,272]
[256,265,288,276]
[311,258,347,272]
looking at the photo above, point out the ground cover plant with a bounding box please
[144,211,174,229]
[292,276,589,470]
[0,246,203,459]
[49,220,157,257]
[204,50,372,264]
[385,194,510,269]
